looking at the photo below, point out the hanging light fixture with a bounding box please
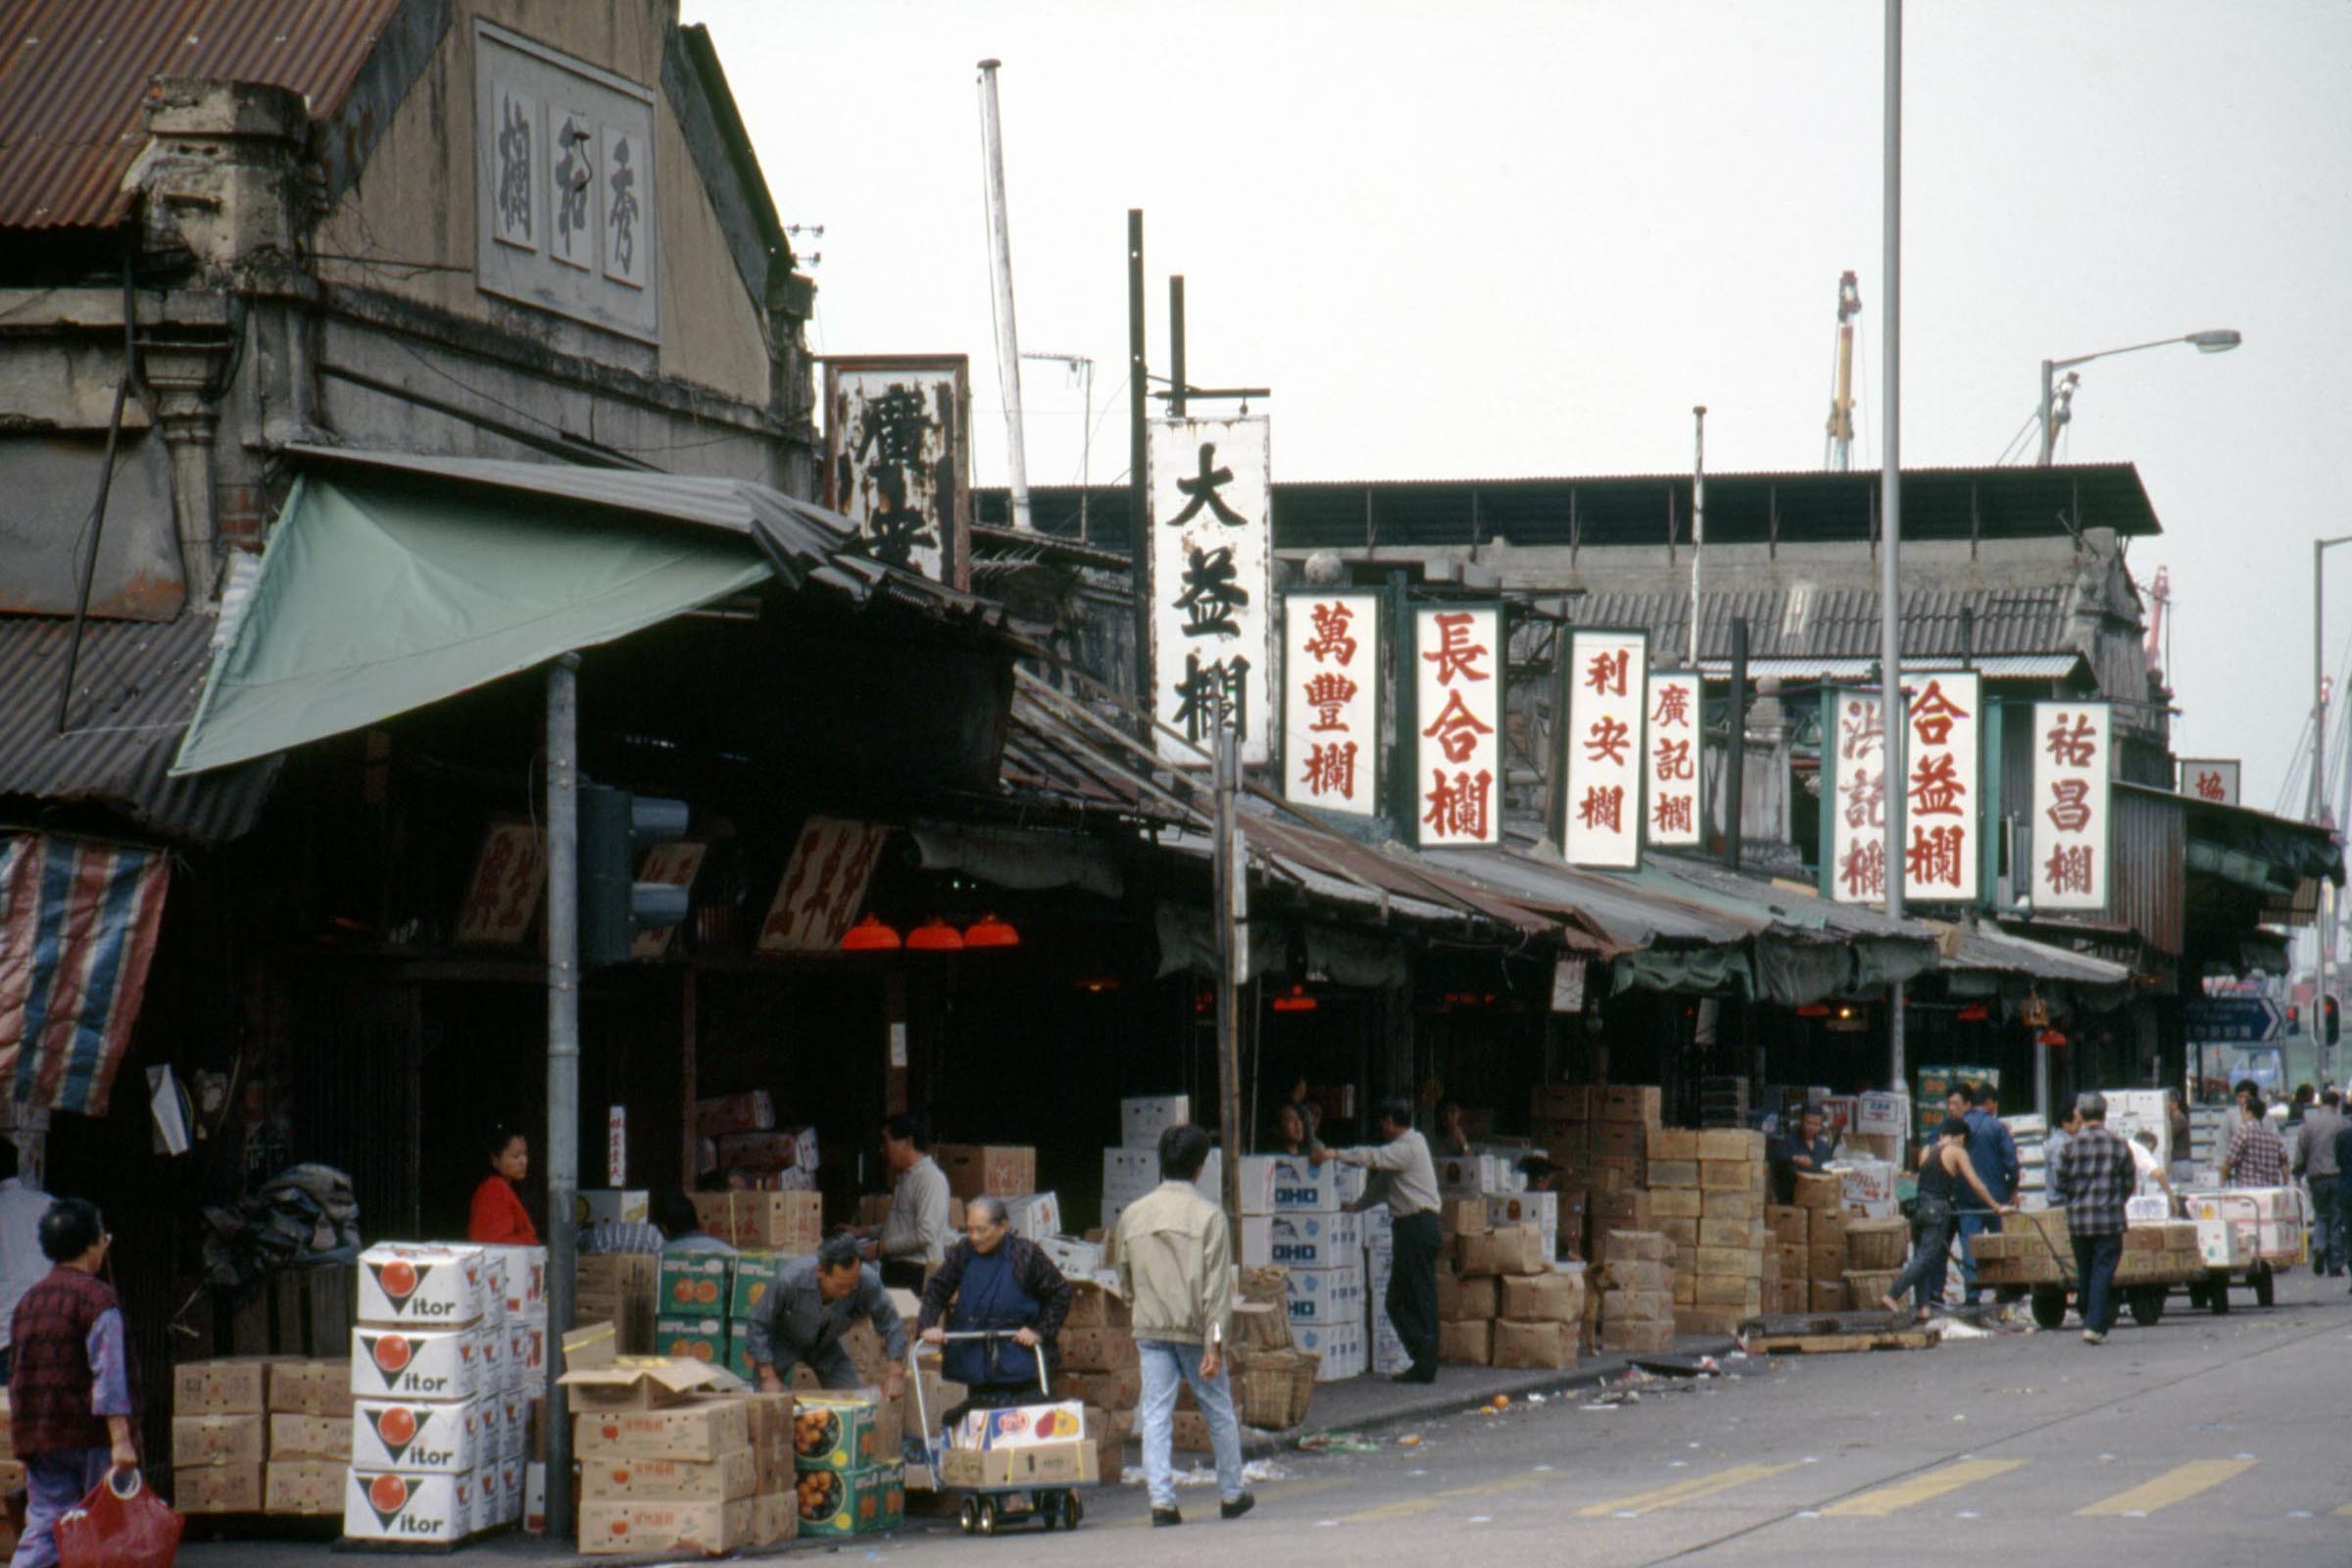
[906,918,965,953]
[839,914,902,952]
[963,913,1020,949]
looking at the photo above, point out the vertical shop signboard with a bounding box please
[1282,592,1382,815]
[1827,672,1983,906]
[2032,701,2111,910]
[1562,630,1648,867]
[2176,758,2240,806]
[1643,669,1701,848]
[1150,417,1272,766]
[1410,605,1501,847]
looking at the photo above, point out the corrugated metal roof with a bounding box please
[1570,583,2082,662]
[1420,846,1762,949]
[0,0,403,230]
[1692,655,2085,682]
[1942,924,2132,987]
[0,612,278,842]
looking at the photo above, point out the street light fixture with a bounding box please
[2036,329,2242,465]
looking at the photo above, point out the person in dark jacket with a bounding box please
[9,1199,137,1568]
[916,1196,1073,1415]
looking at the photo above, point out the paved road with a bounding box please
[878,1267,2352,1568]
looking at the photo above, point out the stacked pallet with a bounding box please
[1592,1231,1677,1353]
[1648,1128,1769,1336]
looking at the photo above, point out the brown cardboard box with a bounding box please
[1438,1197,1490,1238]
[1775,1243,1807,1282]
[1456,1223,1546,1278]
[1792,1171,1842,1209]
[1659,1217,1699,1251]
[1810,1277,1849,1310]
[576,1253,660,1354]
[1058,1328,1140,1373]
[1767,1205,1810,1247]
[1646,1160,1700,1190]
[266,1360,352,1417]
[692,1191,822,1252]
[1437,1269,1497,1321]
[1498,1270,1585,1323]
[263,1459,342,1516]
[266,1413,350,1459]
[172,1414,266,1468]
[1530,1084,1593,1119]
[577,1396,753,1461]
[1646,1128,1701,1161]
[1492,1318,1576,1369]
[175,1464,262,1513]
[1592,1191,1653,1229]
[1701,1190,1760,1222]
[1171,1409,1213,1451]
[1698,1160,1751,1192]
[1062,1281,1133,1330]
[1694,1276,1762,1309]
[935,1145,1037,1200]
[1601,1288,1674,1323]
[1672,1273,1696,1305]
[1438,1319,1493,1365]
[1592,1121,1646,1161]
[579,1448,758,1503]
[173,1359,272,1417]
[1676,1303,1748,1336]
[1696,1217,1756,1250]
[1695,1129,1766,1163]
[1692,1247,1763,1280]
[1056,1366,1142,1411]
[1603,1230,1674,1263]
[1652,1188,1704,1219]
[1599,1086,1662,1125]
[579,1498,753,1556]
[1596,1257,1671,1295]
[752,1493,798,1547]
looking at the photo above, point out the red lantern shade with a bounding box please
[906,918,965,953]
[963,914,1020,949]
[840,914,902,952]
[1271,984,1318,1013]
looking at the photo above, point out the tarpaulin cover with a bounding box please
[0,833,170,1117]
[172,473,769,774]
[1612,943,1752,999]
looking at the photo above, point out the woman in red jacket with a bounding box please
[468,1125,539,1246]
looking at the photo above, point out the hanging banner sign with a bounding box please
[1150,416,1272,766]
[2176,758,2240,806]
[2032,701,2111,910]
[1562,630,1648,867]
[758,816,889,953]
[1282,592,1382,814]
[1411,604,1501,847]
[1827,672,1983,905]
[1643,669,1701,848]
[822,357,973,589]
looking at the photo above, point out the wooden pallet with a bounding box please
[1736,1311,1937,1353]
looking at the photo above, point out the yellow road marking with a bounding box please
[2078,1458,2256,1517]
[1821,1458,2022,1517]
[1337,1470,1553,1523]
[1577,1463,1796,1518]
[2332,1502,2352,1518]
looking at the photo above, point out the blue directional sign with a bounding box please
[2182,998,2283,1043]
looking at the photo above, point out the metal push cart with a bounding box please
[2178,1188,2311,1314]
[913,1330,1094,1537]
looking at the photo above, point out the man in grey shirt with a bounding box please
[746,1236,906,1399]
[2295,1088,2348,1275]
[859,1115,953,1291]
[1317,1096,1441,1384]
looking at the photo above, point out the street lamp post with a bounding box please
[2311,536,2352,1084]
[2036,329,2242,466]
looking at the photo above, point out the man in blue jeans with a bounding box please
[1958,1084,2020,1303]
[1112,1124,1253,1529]
[2050,1092,2134,1345]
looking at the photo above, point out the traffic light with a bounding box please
[2287,1004,2303,1037]
[578,784,691,967]
[2328,995,2341,1048]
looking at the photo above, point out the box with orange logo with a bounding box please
[356,1244,486,1330]
[577,1446,757,1502]
[352,1396,493,1472]
[343,1468,466,1545]
[577,1497,752,1556]
[657,1255,733,1316]
[349,1326,486,1403]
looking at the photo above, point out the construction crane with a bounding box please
[1824,270,1861,471]
[2142,565,2170,674]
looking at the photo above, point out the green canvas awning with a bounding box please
[172,470,771,775]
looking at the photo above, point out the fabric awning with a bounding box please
[172,470,770,774]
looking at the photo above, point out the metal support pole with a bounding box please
[2314,537,2327,824]
[1128,210,1152,732]
[679,968,698,1190]
[1169,275,1187,418]
[2034,1030,2051,1122]
[1690,407,1706,667]
[2036,358,2057,467]
[1212,723,1245,1227]
[976,60,1032,531]
[543,654,581,1541]
[1724,617,1747,869]
[1881,0,1909,1096]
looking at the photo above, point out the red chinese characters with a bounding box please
[2031,703,2110,909]
[1565,632,1648,866]
[1644,673,1701,848]
[1829,674,1982,905]
[1412,605,1500,843]
[1286,595,1381,812]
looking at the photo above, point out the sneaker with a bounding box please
[1221,1494,1256,1521]
[2082,1330,2106,1346]
[1152,1507,1183,1528]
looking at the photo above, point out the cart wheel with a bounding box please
[977,1496,1000,1537]
[1065,1492,1084,1529]
[2207,1269,2230,1314]
[958,1498,979,1535]
[2253,1262,2276,1308]
[2030,1287,2067,1330]
[2128,1287,2164,1327]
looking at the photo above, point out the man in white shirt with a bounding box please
[860,1116,953,1291]
[1317,1097,1441,1384]
[0,1141,55,1379]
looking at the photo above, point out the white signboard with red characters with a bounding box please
[757,817,888,954]
[1411,606,1501,847]
[2177,758,2240,807]
[1562,630,1648,867]
[2032,701,2111,911]
[1282,592,1382,815]
[1643,670,1701,848]
[1149,416,1273,766]
[1827,672,1983,905]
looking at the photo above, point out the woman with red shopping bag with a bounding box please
[7,1200,141,1568]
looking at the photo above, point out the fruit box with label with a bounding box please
[797,1460,905,1538]
[264,1459,342,1517]
[939,1440,1100,1490]
[579,1497,753,1557]
[576,1397,752,1462]
[346,1469,466,1545]
[728,1252,780,1318]
[357,1244,486,1329]
[350,1326,483,1402]
[953,1400,1087,1449]
[173,1358,273,1417]
[654,1316,729,1371]
[171,1413,266,1468]
[267,1359,353,1417]
[793,1393,885,1472]
[1233,1154,1338,1213]
[659,1254,733,1314]
[353,1396,490,1472]
[175,1463,262,1514]
[579,1446,759,1503]
[1282,1265,1365,1323]
[1239,1210,1362,1269]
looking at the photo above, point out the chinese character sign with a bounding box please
[2176,758,2240,806]
[2032,702,2110,910]
[1283,593,1381,814]
[1563,630,1648,867]
[824,360,972,588]
[1151,417,1273,765]
[1413,605,1501,846]
[1827,692,1890,904]
[758,817,889,953]
[1643,671,1701,848]
[1826,672,1983,905]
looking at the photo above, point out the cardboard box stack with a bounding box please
[1232,1155,1364,1383]
[696,1092,820,1194]
[1432,1208,1548,1366]
[1647,1128,1768,1335]
[1053,1282,1138,1463]
[1530,1084,1660,1261]
[1592,1231,1678,1353]
[1792,1171,1850,1308]
[344,1242,528,1546]
[575,1254,659,1354]
[564,1358,788,1554]
[1101,1095,1223,1234]
[691,1191,823,1253]
[1493,1263,1586,1370]
[172,1359,271,1515]
[793,1393,905,1540]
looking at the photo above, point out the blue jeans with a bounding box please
[1955,1210,2001,1301]
[13,1448,110,1568]
[2072,1233,2125,1336]
[2310,1177,2340,1272]
[1137,1339,1244,1511]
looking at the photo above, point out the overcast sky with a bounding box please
[686,0,2352,814]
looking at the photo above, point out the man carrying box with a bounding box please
[1114,1125,1252,1530]
[746,1237,906,1401]
[1317,1098,1441,1386]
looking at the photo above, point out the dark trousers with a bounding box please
[2072,1232,2125,1335]
[1888,1214,1956,1312]
[2310,1176,2340,1271]
[1389,1210,1443,1373]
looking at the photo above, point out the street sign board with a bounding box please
[2182,998,2282,1043]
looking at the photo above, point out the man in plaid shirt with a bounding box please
[2051,1092,2135,1346]
[2223,1097,2290,1188]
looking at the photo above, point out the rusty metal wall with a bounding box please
[2111,782,2185,957]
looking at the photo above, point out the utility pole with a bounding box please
[1690,406,1706,667]
[1169,275,1187,417]
[543,654,580,1539]
[1128,210,1151,733]
[1880,0,1909,1096]
[976,61,1031,531]
[1211,722,1245,1227]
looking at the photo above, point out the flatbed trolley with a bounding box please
[912,1330,1094,1537]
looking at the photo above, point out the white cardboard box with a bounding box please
[1233,1155,1339,1214]
[1856,1093,1912,1137]
[352,1397,492,1474]
[356,1244,487,1330]
[346,1469,466,1545]
[1292,1318,1366,1380]
[351,1326,485,1403]
[1485,1191,1558,1238]
[1282,1264,1365,1324]
[1239,1211,1363,1270]
[1121,1096,1191,1150]
[1004,1191,1062,1241]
